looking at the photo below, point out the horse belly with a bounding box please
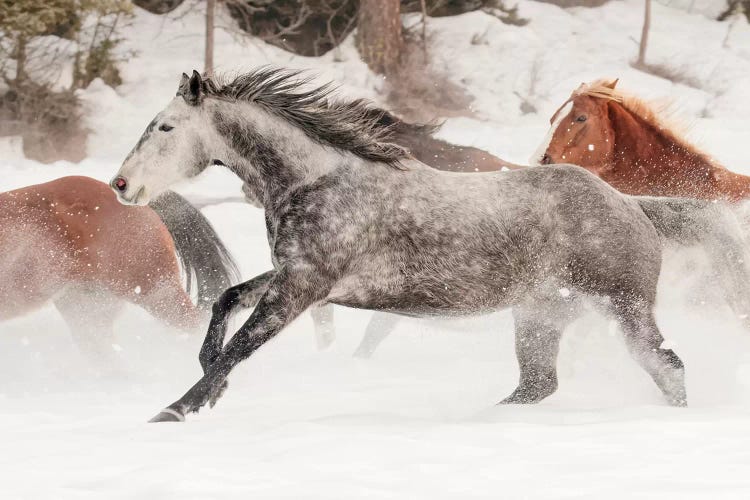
[327,257,518,316]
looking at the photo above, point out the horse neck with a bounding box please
[607,102,716,188]
[211,100,341,208]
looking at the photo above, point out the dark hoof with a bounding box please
[148,408,185,423]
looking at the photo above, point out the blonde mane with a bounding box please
[573,79,718,167]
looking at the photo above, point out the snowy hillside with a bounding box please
[2,1,750,498]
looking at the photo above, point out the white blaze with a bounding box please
[530,101,572,166]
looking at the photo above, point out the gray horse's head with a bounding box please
[111,67,412,206]
[111,71,217,205]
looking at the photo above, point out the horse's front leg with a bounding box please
[199,270,276,374]
[151,267,331,422]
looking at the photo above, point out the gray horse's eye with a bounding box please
[576,115,587,122]
[159,124,174,132]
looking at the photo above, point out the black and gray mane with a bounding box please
[199,68,412,166]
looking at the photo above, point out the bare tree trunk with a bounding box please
[420,0,428,57]
[636,0,651,67]
[356,0,402,76]
[14,36,27,86]
[205,0,215,76]
[133,0,186,14]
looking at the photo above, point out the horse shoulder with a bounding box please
[269,174,377,274]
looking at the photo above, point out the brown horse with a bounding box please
[532,79,750,201]
[370,108,525,172]
[0,175,238,362]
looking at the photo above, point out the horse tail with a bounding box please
[635,197,723,245]
[149,191,240,310]
[637,196,750,318]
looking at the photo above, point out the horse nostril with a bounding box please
[541,154,552,165]
[112,176,128,192]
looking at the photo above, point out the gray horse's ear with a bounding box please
[177,72,190,96]
[177,70,204,105]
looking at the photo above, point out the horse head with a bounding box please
[531,79,619,175]
[111,71,218,206]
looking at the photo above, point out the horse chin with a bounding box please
[114,185,150,206]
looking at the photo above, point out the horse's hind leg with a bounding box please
[353,312,400,358]
[310,304,335,350]
[500,304,568,404]
[133,276,204,333]
[54,287,124,369]
[612,298,687,406]
[710,241,750,330]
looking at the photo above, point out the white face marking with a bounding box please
[530,101,572,166]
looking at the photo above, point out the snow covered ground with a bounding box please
[2,1,750,498]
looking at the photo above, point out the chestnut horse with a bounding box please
[532,80,750,329]
[0,176,238,362]
[532,79,750,201]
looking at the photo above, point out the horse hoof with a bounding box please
[148,408,185,423]
[498,387,554,405]
[669,397,688,408]
[498,395,523,405]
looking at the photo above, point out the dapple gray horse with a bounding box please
[111,69,748,422]
[240,107,523,358]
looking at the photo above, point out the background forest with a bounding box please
[1,0,747,163]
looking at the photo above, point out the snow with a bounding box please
[2,1,750,498]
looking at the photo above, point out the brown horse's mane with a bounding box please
[575,80,721,169]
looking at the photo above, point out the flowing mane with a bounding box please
[575,79,720,167]
[200,67,411,167]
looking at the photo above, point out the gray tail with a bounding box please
[636,197,721,245]
[149,191,240,309]
[637,196,750,318]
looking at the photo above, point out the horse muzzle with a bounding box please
[110,176,147,206]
